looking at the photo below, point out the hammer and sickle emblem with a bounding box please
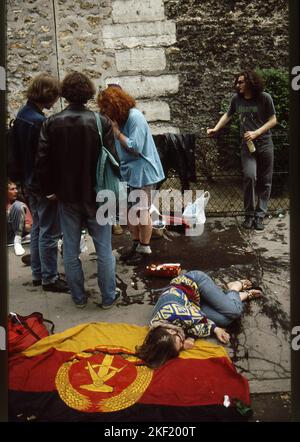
[81,354,124,393]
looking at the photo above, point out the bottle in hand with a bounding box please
[246,139,256,153]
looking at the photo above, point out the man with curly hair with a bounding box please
[12,73,69,291]
[207,70,277,231]
[36,71,119,309]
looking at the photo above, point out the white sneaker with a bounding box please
[14,236,25,256]
[136,243,152,254]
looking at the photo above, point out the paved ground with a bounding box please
[8,213,291,421]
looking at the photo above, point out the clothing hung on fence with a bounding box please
[153,133,196,191]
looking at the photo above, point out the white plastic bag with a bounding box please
[182,191,210,236]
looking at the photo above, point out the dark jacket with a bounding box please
[36,104,117,204]
[12,101,46,191]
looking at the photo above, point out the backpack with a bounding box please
[93,112,127,203]
[8,312,55,354]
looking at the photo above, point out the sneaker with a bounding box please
[75,300,88,308]
[254,218,264,231]
[119,242,138,261]
[136,243,152,254]
[21,254,31,266]
[14,234,25,256]
[242,217,254,229]
[98,288,121,310]
[42,278,69,293]
[32,279,42,287]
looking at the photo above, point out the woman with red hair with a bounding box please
[98,87,165,264]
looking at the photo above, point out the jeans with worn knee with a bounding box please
[58,201,116,305]
[241,140,274,219]
[7,200,26,243]
[185,270,243,327]
[28,193,60,284]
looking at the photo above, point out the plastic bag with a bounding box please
[182,191,210,236]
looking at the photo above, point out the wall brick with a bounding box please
[102,21,176,49]
[115,48,166,72]
[150,123,180,135]
[137,100,171,121]
[105,75,179,98]
[112,0,164,23]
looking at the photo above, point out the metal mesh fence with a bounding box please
[158,172,289,217]
[155,129,289,217]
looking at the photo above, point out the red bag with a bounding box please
[8,312,55,354]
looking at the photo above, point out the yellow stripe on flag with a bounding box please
[23,322,230,361]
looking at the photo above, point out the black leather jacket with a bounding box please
[36,104,117,204]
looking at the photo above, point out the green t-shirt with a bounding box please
[227,92,276,143]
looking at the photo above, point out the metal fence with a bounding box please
[158,172,289,217]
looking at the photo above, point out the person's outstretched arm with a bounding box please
[207,113,232,137]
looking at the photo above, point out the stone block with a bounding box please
[115,48,166,72]
[105,75,179,98]
[137,100,170,122]
[112,0,165,24]
[102,21,176,49]
[149,123,180,135]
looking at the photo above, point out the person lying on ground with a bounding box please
[136,270,262,368]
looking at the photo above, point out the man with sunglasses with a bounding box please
[207,70,277,231]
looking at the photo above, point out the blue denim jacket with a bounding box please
[115,108,165,188]
[14,101,45,190]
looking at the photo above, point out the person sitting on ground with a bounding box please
[7,180,32,256]
[136,270,262,368]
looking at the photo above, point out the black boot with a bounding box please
[119,242,139,261]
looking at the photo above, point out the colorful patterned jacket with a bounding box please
[150,276,216,339]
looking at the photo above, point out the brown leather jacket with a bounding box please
[36,104,118,204]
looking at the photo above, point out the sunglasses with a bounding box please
[236,80,245,85]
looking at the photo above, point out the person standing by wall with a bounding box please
[36,71,119,309]
[207,70,277,231]
[12,74,68,291]
[97,86,165,264]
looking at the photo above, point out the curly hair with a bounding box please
[234,70,264,98]
[97,86,136,125]
[135,326,179,369]
[26,73,60,105]
[61,71,95,104]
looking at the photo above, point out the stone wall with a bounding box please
[7,0,288,144]
[164,0,288,133]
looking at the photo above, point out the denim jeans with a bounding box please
[58,201,116,305]
[241,140,274,219]
[185,270,243,327]
[7,200,27,243]
[28,193,60,284]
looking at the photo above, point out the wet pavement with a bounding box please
[8,214,290,397]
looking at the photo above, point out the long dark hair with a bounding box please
[234,70,264,98]
[136,326,179,369]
